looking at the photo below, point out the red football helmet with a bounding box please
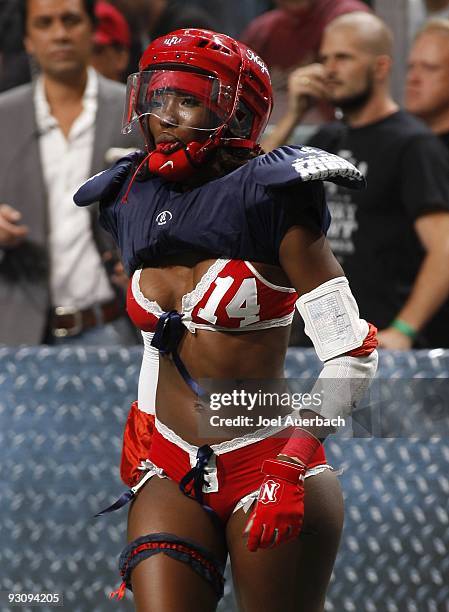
[122,29,273,181]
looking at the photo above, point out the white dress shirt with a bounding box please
[35,68,115,310]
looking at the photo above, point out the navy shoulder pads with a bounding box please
[252,145,365,189]
[73,151,145,207]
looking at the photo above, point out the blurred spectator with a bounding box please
[241,0,371,122]
[91,1,130,82]
[0,0,141,346]
[105,0,149,74]
[196,0,270,39]
[0,0,31,91]
[406,19,449,147]
[241,0,371,71]
[147,0,218,40]
[108,0,219,74]
[265,12,449,349]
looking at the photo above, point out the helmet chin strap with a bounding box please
[146,125,259,183]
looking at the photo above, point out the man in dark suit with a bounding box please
[0,0,141,345]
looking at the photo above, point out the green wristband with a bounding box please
[392,318,417,339]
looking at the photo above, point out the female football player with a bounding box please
[76,28,377,612]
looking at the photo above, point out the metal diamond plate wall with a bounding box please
[1,347,448,612]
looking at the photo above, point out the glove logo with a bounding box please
[259,479,280,504]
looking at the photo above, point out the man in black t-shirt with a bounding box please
[263,12,449,348]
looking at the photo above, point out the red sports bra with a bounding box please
[127,259,297,333]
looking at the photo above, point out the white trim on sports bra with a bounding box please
[132,269,164,318]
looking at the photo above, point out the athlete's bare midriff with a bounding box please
[139,253,294,445]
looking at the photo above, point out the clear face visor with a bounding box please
[122,69,236,136]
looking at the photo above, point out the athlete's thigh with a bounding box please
[226,469,344,612]
[127,476,228,612]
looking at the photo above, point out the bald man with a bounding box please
[406,19,449,147]
[265,12,449,349]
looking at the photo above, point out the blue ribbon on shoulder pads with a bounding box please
[73,150,145,207]
[253,145,366,190]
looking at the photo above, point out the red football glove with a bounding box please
[244,458,306,552]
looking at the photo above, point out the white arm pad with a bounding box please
[137,331,159,415]
[310,350,378,420]
[296,276,368,362]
